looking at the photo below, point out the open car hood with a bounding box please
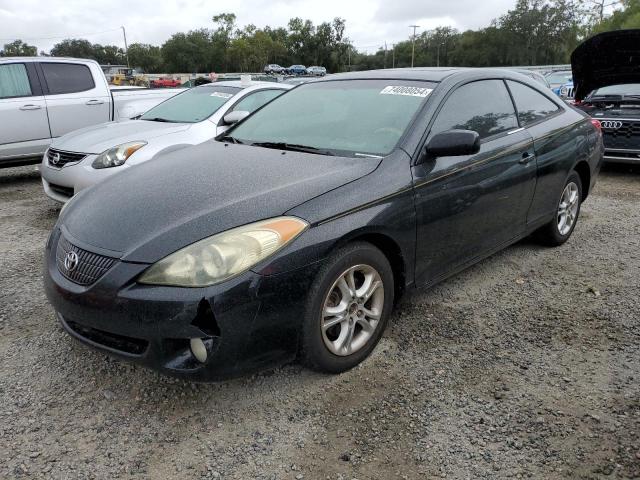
[571,29,640,101]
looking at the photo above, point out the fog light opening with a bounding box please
[190,338,208,363]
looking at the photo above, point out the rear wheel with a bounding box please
[300,242,394,373]
[535,171,582,246]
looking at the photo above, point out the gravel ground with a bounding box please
[0,164,639,480]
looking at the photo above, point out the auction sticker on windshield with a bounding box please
[380,86,433,97]
[210,92,234,98]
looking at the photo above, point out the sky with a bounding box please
[0,0,523,54]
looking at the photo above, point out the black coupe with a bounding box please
[44,68,604,380]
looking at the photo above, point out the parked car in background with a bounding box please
[264,64,286,75]
[0,57,181,168]
[557,80,575,100]
[286,65,307,75]
[41,81,291,202]
[306,66,327,76]
[572,29,640,164]
[44,68,602,381]
[150,77,181,88]
[545,70,573,90]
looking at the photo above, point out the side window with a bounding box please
[232,89,284,114]
[41,63,95,95]
[507,80,560,126]
[0,64,32,99]
[431,80,518,140]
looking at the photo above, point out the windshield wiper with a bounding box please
[250,141,335,156]
[219,135,244,145]
[142,117,176,123]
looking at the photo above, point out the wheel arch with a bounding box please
[332,229,409,302]
[573,160,591,201]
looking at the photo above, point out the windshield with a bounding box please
[546,72,572,84]
[591,83,640,96]
[228,79,435,157]
[140,85,242,123]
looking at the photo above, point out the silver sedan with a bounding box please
[41,81,291,202]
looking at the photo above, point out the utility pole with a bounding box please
[384,42,387,69]
[409,25,419,68]
[392,43,395,68]
[436,42,444,67]
[121,26,130,68]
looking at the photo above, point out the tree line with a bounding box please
[1,0,639,73]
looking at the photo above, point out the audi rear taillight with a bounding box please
[591,119,602,134]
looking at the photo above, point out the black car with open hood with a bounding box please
[572,30,640,163]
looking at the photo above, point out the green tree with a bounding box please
[50,39,96,59]
[128,43,163,72]
[161,29,215,72]
[592,0,640,32]
[0,40,37,57]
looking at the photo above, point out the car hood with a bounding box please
[60,141,381,263]
[51,120,191,154]
[571,29,640,101]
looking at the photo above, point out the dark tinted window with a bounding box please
[431,80,518,140]
[42,63,95,94]
[0,63,32,98]
[507,80,560,126]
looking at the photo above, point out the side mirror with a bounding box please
[223,110,249,125]
[422,129,481,162]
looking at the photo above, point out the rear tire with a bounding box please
[535,171,582,246]
[300,242,394,373]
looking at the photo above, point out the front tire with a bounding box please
[535,171,582,246]
[300,242,394,373]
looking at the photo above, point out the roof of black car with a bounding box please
[325,67,470,82]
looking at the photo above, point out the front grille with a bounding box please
[55,235,116,285]
[65,319,148,355]
[48,183,74,198]
[602,119,640,150]
[47,148,86,168]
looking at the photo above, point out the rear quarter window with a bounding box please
[506,80,561,126]
[41,63,95,95]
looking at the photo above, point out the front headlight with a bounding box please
[92,141,146,169]
[138,216,309,287]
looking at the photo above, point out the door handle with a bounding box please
[519,152,535,165]
[19,104,42,111]
[85,99,105,105]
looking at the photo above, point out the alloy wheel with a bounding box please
[557,182,580,236]
[321,264,385,356]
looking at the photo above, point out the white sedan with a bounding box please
[41,80,292,202]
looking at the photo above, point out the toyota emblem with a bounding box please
[601,121,623,130]
[64,251,79,272]
[51,152,61,165]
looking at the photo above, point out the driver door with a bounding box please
[411,79,537,285]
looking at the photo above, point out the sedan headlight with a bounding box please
[138,216,309,287]
[92,141,146,169]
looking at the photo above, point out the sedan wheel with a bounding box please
[557,182,579,235]
[301,242,394,373]
[535,170,583,246]
[321,264,385,356]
